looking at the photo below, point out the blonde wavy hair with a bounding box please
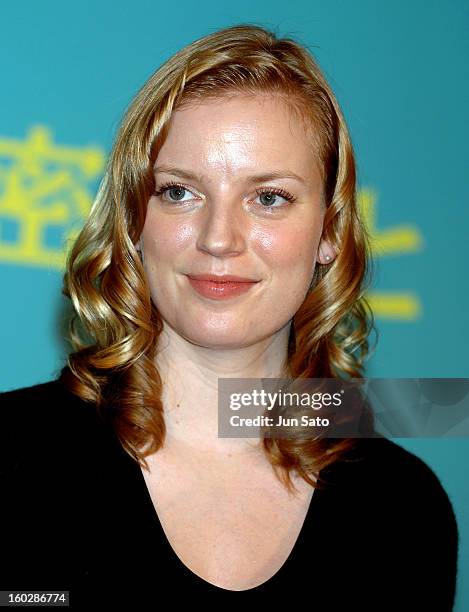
[61,23,377,493]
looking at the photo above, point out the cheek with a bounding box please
[249,223,320,328]
[254,223,319,276]
[141,207,194,264]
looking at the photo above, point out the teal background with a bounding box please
[0,1,467,607]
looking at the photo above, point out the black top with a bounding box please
[0,374,459,610]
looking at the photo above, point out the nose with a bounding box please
[196,199,247,258]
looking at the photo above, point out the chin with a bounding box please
[185,332,251,350]
[178,324,256,349]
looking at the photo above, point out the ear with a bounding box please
[317,238,336,265]
[135,238,142,252]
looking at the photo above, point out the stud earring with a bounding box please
[325,255,331,262]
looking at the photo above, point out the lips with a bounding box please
[187,274,259,283]
[186,274,260,300]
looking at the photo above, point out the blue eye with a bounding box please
[254,188,296,209]
[154,183,195,202]
[153,182,297,212]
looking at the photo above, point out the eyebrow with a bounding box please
[154,165,306,185]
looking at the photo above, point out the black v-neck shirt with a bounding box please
[0,375,459,610]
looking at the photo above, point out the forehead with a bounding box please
[155,95,320,182]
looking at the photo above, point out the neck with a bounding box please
[154,321,291,457]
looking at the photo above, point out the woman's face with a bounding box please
[140,94,327,349]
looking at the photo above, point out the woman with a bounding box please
[0,24,458,608]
